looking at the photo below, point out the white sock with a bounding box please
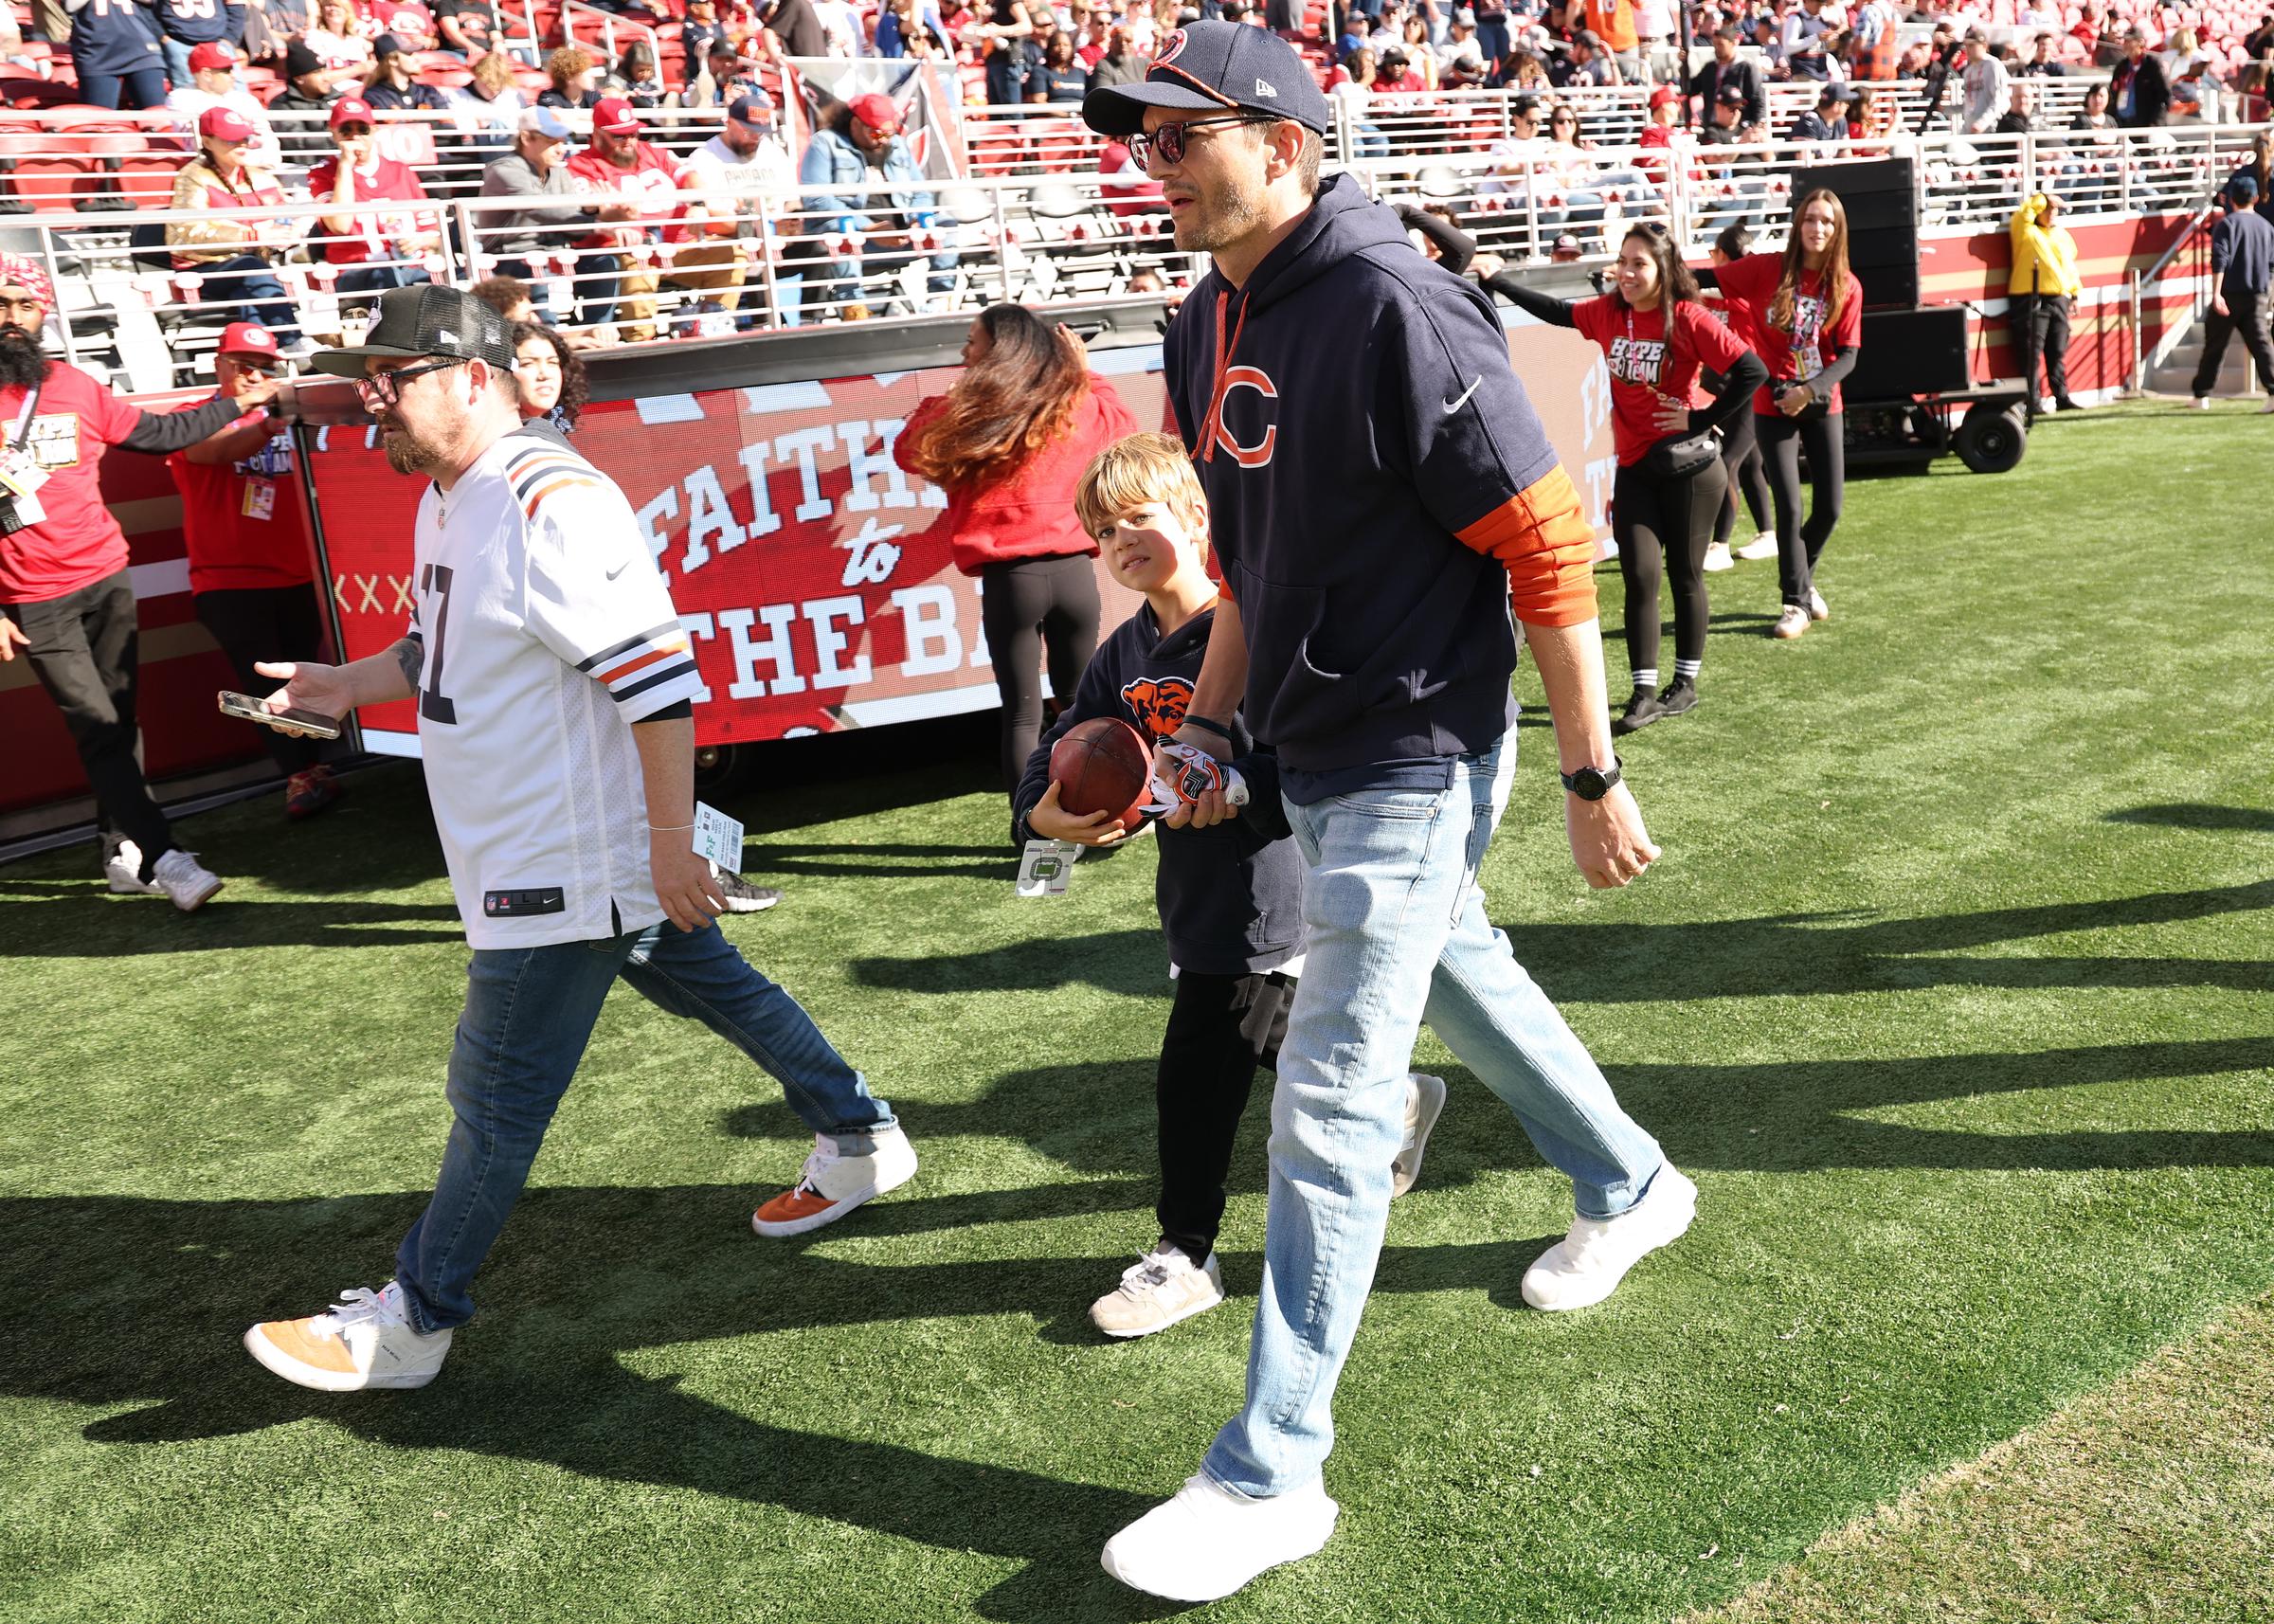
[1674,659,1701,682]
[1630,668,1659,693]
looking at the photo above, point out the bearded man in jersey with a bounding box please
[241,285,915,1393]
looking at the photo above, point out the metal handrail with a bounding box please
[2129,190,2227,393]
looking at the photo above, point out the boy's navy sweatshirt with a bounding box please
[1162,172,1598,795]
[1012,603,1302,978]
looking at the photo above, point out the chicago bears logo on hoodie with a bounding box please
[1120,675,1195,740]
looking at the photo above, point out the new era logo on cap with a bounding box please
[1254,78,1277,97]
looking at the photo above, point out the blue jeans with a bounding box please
[1201,734,1667,1497]
[332,262,433,298]
[78,67,169,110]
[198,253,302,342]
[393,919,895,1333]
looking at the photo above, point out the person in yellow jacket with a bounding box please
[2010,190,2084,418]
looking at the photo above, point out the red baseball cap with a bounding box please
[188,40,237,73]
[217,321,281,360]
[848,93,900,134]
[330,96,376,129]
[592,96,641,135]
[199,105,258,143]
[1648,83,1681,111]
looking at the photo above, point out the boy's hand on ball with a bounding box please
[1029,781,1128,847]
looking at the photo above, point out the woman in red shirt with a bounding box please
[1493,224,1766,734]
[897,304,1137,792]
[1698,189,1864,641]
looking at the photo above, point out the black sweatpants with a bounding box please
[2010,291,2074,411]
[192,582,328,775]
[1714,408,1773,549]
[3,568,174,868]
[2191,289,2274,397]
[1756,409,1846,607]
[979,552,1100,795]
[1155,967,1296,1263]
[1612,455,1726,678]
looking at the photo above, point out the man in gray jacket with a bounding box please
[477,106,613,328]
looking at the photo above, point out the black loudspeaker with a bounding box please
[1790,158,1920,311]
[1847,305,1971,402]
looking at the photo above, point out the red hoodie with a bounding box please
[898,377,1138,575]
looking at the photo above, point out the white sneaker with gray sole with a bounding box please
[1101,1472,1339,1601]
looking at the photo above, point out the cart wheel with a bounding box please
[1954,402,2028,474]
[694,743,741,794]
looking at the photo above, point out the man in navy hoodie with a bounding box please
[1084,21,1695,1602]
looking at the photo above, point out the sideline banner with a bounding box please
[306,330,1615,759]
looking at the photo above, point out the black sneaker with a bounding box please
[1612,684,1668,736]
[1656,676,1700,717]
[710,863,781,913]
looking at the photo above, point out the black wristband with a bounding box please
[1181,713,1234,740]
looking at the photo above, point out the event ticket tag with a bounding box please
[1017,839,1077,897]
[692,802,744,873]
[242,478,276,522]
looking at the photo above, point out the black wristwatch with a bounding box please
[1560,757,1623,801]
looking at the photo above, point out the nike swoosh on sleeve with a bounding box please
[1443,377,1482,414]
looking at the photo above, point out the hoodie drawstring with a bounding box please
[1196,288,1252,464]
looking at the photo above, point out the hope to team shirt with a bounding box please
[167,396,312,595]
[1710,254,1865,414]
[1568,295,1749,464]
[405,431,705,948]
[305,153,430,264]
[0,364,146,604]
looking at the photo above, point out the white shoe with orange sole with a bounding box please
[751,1126,918,1237]
[244,1281,451,1391]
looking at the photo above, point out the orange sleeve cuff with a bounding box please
[1454,465,1599,628]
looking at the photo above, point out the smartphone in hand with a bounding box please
[217,690,344,741]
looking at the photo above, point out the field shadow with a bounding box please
[0,891,465,955]
[2104,803,2274,834]
[742,840,1017,883]
[851,929,1171,1000]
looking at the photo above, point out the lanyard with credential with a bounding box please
[8,377,42,453]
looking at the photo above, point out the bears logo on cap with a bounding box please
[1154,27,1188,65]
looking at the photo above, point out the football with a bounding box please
[1048,717,1152,833]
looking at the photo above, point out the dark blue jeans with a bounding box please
[198,253,303,342]
[393,919,895,1332]
[78,68,169,110]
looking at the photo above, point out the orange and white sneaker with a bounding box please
[751,1126,918,1238]
[243,1281,451,1391]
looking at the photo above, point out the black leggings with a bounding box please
[1612,455,1726,677]
[1756,409,1846,606]
[1156,967,1295,1261]
[1714,408,1774,549]
[193,583,329,775]
[980,552,1100,794]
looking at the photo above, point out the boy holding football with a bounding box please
[1013,433,1445,1338]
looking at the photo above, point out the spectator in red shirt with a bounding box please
[895,304,1137,793]
[361,0,439,52]
[309,96,442,297]
[568,98,746,339]
[0,258,276,910]
[165,323,345,821]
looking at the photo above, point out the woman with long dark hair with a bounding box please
[1700,189,1862,641]
[1492,225,1766,732]
[897,304,1137,792]
[1706,222,1777,569]
[509,320,587,434]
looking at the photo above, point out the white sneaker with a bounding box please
[1090,1245,1224,1338]
[1771,604,1811,641]
[244,1281,452,1391]
[103,839,160,895]
[2193,396,2211,409]
[2260,397,2274,413]
[1101,1472,1340,1601]
[1701,539,1735,573]
[151,848,223,911]
[751,1125,918,1236]
[1735,531,1780,561]
[1807,586,1830,622]
[1521,1164,1698,1312]
[1392,1073,1447,1199]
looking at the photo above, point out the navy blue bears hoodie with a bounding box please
[1012,603,1302,977]
[1162,171,1599,788]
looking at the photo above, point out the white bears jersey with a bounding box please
[406,429,704,948]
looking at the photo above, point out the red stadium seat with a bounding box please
[4,153,98,212]
[115,148,191,208]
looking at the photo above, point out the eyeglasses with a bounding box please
[352,357,470,409]
[336,123,373,137]
[1551,114,1578,126]
[1128,114,1273,170]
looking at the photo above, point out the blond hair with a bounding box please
[1074,432,1209,548]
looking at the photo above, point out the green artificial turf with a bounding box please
[2,401,2269,1624]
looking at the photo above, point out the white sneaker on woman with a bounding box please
[1735,531,1780,561]
[1101,1473,1340,1601]
[151,848,223,911]
[1521,1164,1698,1311]
[1771,605,1811,641]
[1701,540,1735,573]
[1090,1246,1224,1338]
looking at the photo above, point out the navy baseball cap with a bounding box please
[1083,20,1332,137]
